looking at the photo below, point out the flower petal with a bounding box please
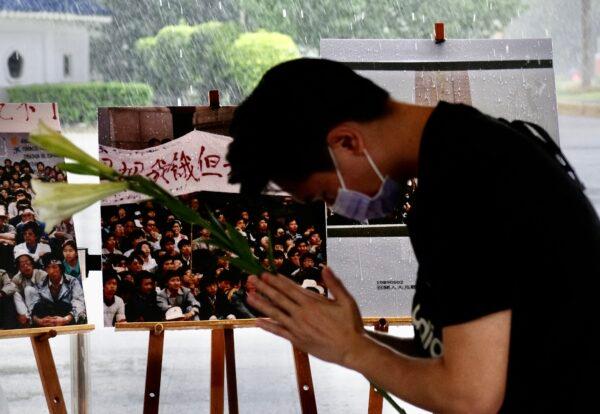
[29,122,118,179]
[31,180,128,229]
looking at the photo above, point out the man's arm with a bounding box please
[364,329,421,357]
[247,268,510,414]
[349,311,510,413]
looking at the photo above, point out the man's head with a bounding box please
[22,221,39,244]
[136,271,156,295]
[287,247,301,267]
[42,255,64,282]
[16,253,35,277]
[165,271,182,292]
[296,240,309,255]
[20,208,35,224]
[178,239,191,256]
[286,218,298,234]
[227,58,390,200]
[127,255,143,273]
[300,253,316,269]
[201,276,218,297]
[103,270,119,298]
[160,236,176,253]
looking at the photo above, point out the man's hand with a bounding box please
[183,311,195,321]
[16,314,29,326]
[247,267,366,367]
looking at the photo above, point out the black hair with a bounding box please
[135,270,155,286]
[227,58,390,195]
[177,238,191,249]
[129,228,146,240]
[160,236,175,249]
[22,221,40,237]
[103,268,119,285]
[200,275,218,289]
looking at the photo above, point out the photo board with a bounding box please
[321,38,559,317]
[0,102,89,331]
[98,106,326,327]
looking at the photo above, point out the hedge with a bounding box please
[7,82,153,125]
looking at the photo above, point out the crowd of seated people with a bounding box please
[1,158,84,329]
[101,196,327,326]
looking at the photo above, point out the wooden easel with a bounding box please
[116,317,412,414]
[115,319,315,414]
[0,324,94,414]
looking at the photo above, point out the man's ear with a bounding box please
[326,123,365,156]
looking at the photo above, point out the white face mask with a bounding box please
[328,147,401,221]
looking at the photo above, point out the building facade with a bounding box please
[0,0,110,99]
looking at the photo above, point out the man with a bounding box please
[225,58,600,412]
[7,188,30,219]
[11,253,47,326]
[126,271,162,322]
[197,276,234,320]
[156,271,200,321]
[285,218,302,242]
[30,255,86,327]
[103,270,126,327]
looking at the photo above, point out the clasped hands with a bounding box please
[247,267,368,367]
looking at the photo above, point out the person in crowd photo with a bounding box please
[126,271,162,322]
[103,270,126,327]
[31,255,86,327]
[156,271,200,321]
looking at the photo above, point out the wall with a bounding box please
[0,17,90,94]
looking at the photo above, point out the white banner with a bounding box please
[100,130,240,205]
[0,103,64,165]
[0,102,61,132]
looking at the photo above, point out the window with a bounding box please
[7,51,23,79]
[63,54,72,78]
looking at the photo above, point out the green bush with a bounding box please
[7,82,153,125]
[228,30,300,97]
[136,21,241,104]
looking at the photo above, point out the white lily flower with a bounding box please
[29,122,118,179]
[31,180,128,229]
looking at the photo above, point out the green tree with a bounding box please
[93,0,523,101]
[236,0,524,49]
[92,0,238,83]
[135,21,240,104]
[227,31,301,96]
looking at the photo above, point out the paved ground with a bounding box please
[0,115,598,413]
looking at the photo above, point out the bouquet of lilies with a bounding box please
[29,122,406,414]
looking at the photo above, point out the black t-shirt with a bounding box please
[406,101,600,412]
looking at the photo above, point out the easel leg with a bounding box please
[30,332,67,414]
[210,329,225,414]
[224,329,238,414]
[292,346,317,414]
[144,329,165,414]
[368,319,389,414]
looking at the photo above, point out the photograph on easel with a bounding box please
[322,38,560,227]
[98,106,327,327]
[0,103,88,331]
